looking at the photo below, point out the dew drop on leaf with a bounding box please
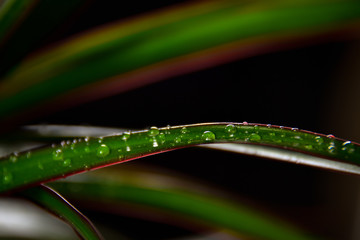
[9,153,18,163]
[148,126,160,137]
[249,133,261,141]
[152,139,159,148]
[175,137,182,143]
[342,141,355,154]
[158,133,166,144]
[225,124,236,134]
[242,121,249,125]
[2,169,12,184]
[84,146,91,153]
[328,142,337,154]
[180,127,189,134]
[305,145,313,150]
[293,135,302,140]
[63,159,72,167]
[52,149,63,160]
[202,131,216,141]
[38,162,44,170]
[97,144,110,157]
[122,132,131,141]
[126,145,131,152]
[315,136,324,144]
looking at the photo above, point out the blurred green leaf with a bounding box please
[18,185,103,240]
[0,0,359,123]
[49,168,316,240]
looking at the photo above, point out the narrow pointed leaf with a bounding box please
[1,122,359,194]
[18,185,103,240]
[49,171,317,240]
[1,0,360,123]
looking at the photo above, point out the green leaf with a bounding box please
[0,0,87,76]
[1,0,359,121]
[18,185,103,240]
[49,169,317,240]
[1,122,359,194]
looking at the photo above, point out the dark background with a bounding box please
[7,1,360,239]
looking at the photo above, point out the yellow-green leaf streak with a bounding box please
[1,123,359,194]
[1,1,360,118]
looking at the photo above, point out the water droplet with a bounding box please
[202,131,215,141]
[158,133,166,144]
[148,126,160,137]
[84,137,90,142]
[249,133,261,141]
[315,136,324,144]
[52,149,63,160]
[122,132,131,141]
[174,137,182,144]
[152,140,159,148]
[291,128,299,132]
[225,124,236,134]
[342,141,355,154]
[3,170,12,184]
[180,127,189,134]
[63,159,72,167]
[38,162,44,170]
[97,144,110,157]
[328,141,337,154]
[165,125,171,134]
[71,143,77,150]
[84,146,91,153]
[305,145,313,150]
[9,153,18,163]
[117,149,124,160]
[266,124,272,128]
[293,135,302,140]
[126,145,131,152]
[242,121,249,125]
[61,141,66,147]
[279,126,284,129]
[327,134,335,138]
[98,137,103,143]
[328,145,337,154]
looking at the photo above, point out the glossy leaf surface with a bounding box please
[1,122,359,194]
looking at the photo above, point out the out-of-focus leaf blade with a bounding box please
[0,0,359,123]
[18,185,104,240]
[49,168,317,240]
[1,122,359,194]
[0,0,36,43]
[0,0,87,76]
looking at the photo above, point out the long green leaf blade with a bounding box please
[0,0,87,76]
[18,185,103,240]
[1,122,359,194]
[0,0,359,121]
[49,172,316,240]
